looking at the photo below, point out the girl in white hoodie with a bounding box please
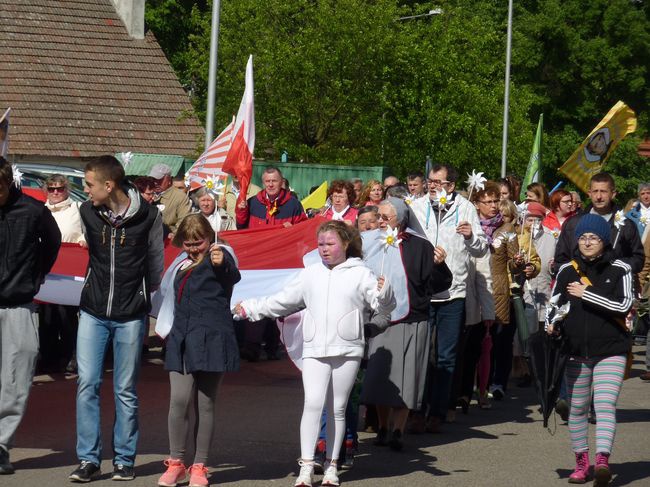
[234,221,395,487]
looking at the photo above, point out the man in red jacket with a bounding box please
[236,166,307,229]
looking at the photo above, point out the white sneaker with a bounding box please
[322,462,339,486]
[294,460,314,487]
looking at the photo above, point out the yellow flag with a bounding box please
[301,180,328,210]
[559,101,636,193]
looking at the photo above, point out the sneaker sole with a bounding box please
[69,472,101,483]
[158,478,186,487]
[112,475,135,481]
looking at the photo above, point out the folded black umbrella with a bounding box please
[527,330,568,427]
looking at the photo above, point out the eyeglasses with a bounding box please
[378,213,396,222]
[578,235,602,245]
[560,199,574,205]
[478,199,499,205]
[47,186,66,193]
[427,179,452,187]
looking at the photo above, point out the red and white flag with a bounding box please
[35,217,324,307]
[185,116,235,193]
[222,55,255,206]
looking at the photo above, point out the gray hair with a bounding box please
[45,174,68,187]
[190,187,215,206]
[638,182,650,193]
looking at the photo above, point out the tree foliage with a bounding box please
[145,0,650,200]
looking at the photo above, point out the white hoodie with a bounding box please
[241,257,395,359]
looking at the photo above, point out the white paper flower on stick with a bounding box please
[434,188,450,208]
[119,152,133,168]
[640,216,647,227]
[381,225,402,250]
[465,170,486,193]
[11,164,22,188]
[613,210,626,230]
[203,176,225,197]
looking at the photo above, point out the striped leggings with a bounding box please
[565,355,626,455]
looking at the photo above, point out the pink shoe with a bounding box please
[594,453,612,486]
[568,451,590,484]
[158,458,186,487]
[188,463,209,487]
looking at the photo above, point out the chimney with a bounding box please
[111,0,145,40]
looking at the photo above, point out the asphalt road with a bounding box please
[4,346,650,487]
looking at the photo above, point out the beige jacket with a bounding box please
[158,187,192,234]
[45,198,85,244]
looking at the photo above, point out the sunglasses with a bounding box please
[47,186,66,193]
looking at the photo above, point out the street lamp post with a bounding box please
[204,0,222,150]
[500,0,513,178]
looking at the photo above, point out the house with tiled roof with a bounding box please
[0,0,204,173]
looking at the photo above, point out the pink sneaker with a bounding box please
[188,463,209,487]
[158,458,186,487]
[568,451,590,484]
[594,453,612,486]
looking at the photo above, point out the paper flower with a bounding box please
[613,210,626,230]
[551,230,560,239]
[492,231,516,249]
[118,151,133,168]
[183,173,191,188]
[434,188,449,207]
[641,216,648,227]
[203,176,225,196]
[404,196,413,206]
[11,164,22,188]
[465,170,486,193]
[381,225,402,250]
[544,295,571,332]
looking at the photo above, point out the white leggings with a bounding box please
[300,356,361,461]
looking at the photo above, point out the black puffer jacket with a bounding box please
[552,249,633,358]
[0,186,61,306]
[79,188,163,320]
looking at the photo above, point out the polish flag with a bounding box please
[35,217,325,307]
[222,55,255,206]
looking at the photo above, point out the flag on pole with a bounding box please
[559,101,637,193]
[222,55,255,206]
[301,181,328,210]
[520,114,543,201]
[0,107,11,158]
[185,116,235,193]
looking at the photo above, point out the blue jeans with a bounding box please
[76,311,145,466]
[426,298,465,419]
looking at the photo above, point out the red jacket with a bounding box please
[236,189,307,229]
[323,206,359,224]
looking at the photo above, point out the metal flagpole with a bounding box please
[204,0,222,150]
[500,0,513,178]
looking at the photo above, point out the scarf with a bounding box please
[263,191,282,219]
[331,205,350,221]
[480,212,504,245]
[45,197,74,212]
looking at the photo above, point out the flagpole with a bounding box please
[204,0,222,150]
[500,0,513,178]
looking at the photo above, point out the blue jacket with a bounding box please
[165,250,241,373]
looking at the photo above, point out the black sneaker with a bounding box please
[0,446,14,475]
[69,461,101,482]
[111,464,135,481]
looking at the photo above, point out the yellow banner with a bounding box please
[301,180,328,210]
[558,101,637,193]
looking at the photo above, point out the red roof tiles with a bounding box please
[0,0,204,158]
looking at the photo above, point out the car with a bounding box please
[16,163,85,188]
[18,169,87,203]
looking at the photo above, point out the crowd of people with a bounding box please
[0,154,649,487]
